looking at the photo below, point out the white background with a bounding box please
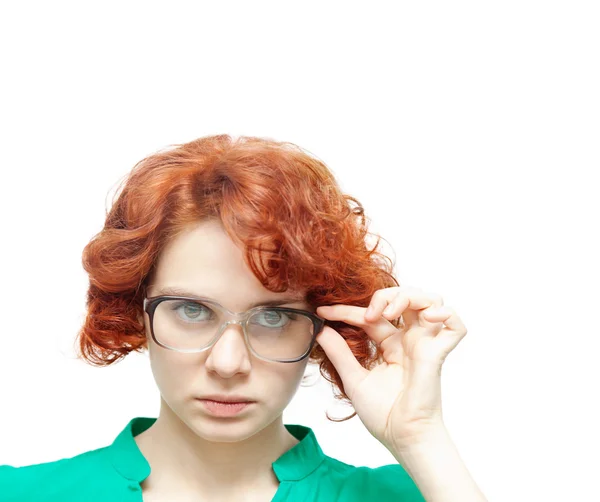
[1,1,599,501]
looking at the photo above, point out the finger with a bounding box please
[365,286,438,321]
[315,325,369,397]
[424,306,469,353]
[367,286,444,329]
[364,286,406,322]
[316,304,397,345]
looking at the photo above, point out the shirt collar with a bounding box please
[109,417,326,483]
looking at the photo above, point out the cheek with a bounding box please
[262,361,309,404]
[145,322,195,397]
[149,348,198,398]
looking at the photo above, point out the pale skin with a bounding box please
[316,286,460,452]
[315,287,488,501]
[134,219,310,502]
[133,219,486,501]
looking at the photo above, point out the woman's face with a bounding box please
[140,218,312,442]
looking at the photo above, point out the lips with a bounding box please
[198,395,255,403]
[197,399,254,417]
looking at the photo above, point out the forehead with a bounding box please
[149,220,307,309]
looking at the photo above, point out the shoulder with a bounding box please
[315,456,425,501]
[0,445,126,502]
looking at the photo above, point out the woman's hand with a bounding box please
[315,285,468,453]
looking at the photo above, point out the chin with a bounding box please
[180,406,274,443]
[190,417,266,443]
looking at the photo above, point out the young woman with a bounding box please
[0,135,486,501]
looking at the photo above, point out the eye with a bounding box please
[251,309,298,328]
[170,301,213,322]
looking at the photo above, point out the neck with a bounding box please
[134,401,298,495]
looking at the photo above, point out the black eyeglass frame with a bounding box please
[142,295,326,363]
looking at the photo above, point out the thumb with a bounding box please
[316,326,369,398]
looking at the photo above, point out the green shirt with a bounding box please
[0,417,425,501]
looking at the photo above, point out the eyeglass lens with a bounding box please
[151,299,315,360]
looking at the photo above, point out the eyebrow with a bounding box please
[153,286,308,309]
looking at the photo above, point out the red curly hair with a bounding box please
[75,134,400,422]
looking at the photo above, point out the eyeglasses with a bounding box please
[142,295,326,363]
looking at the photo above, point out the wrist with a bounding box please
[387,420,449,456]
[388,427,488,502]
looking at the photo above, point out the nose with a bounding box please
[203,321,252,377]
